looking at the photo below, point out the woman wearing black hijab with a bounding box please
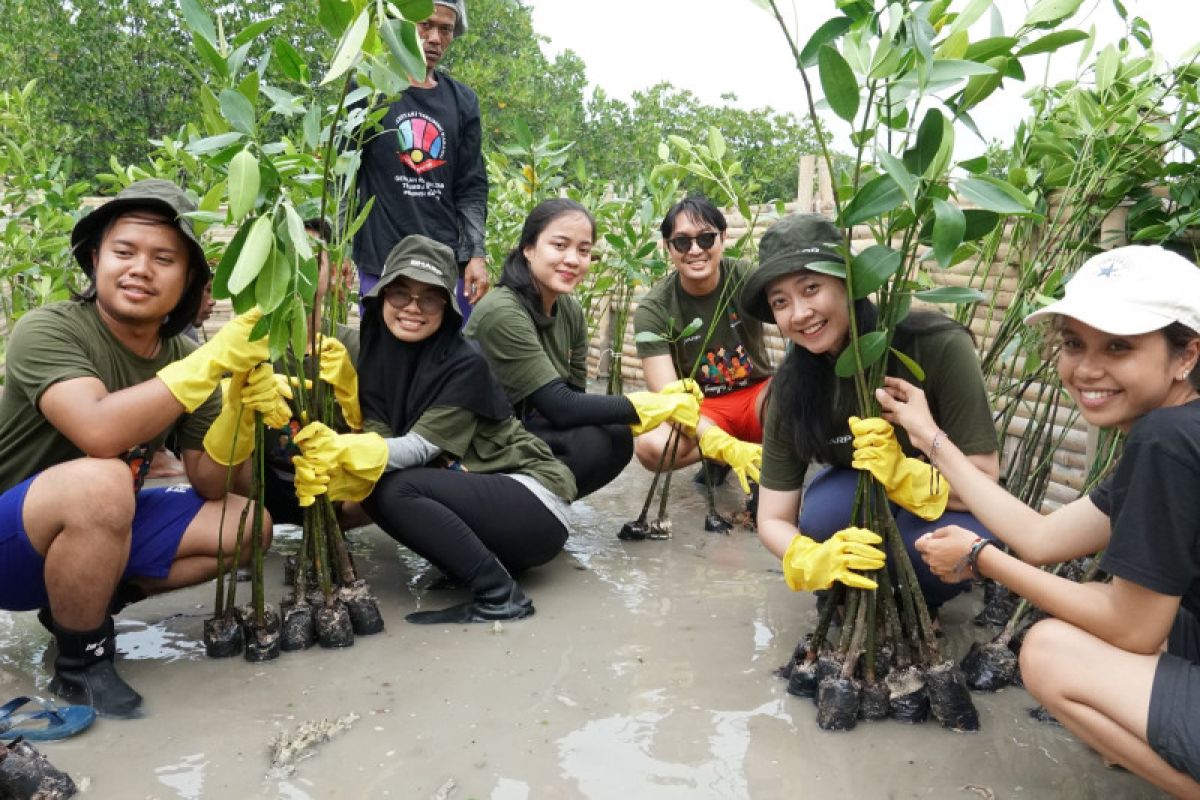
[293,235,576,624]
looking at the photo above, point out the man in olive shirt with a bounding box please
[633,196,772,490]
[0,180,269,718]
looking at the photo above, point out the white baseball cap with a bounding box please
[1024,245,1200,335]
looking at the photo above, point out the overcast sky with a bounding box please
[526,0,1198,157]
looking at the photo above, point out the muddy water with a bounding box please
[0,465,1160,798]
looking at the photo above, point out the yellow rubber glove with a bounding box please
[849,416,949,521]
[203,365,293,465]
[698,425,762,494]
[627,391,701,436]
[661,378,705,404]
[782,528,886,592]
[157,309,268,412]
[318,336,362,430]
[292,421,388,504]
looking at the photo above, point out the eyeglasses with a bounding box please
[667,232,720,253]
[382,287,448,313]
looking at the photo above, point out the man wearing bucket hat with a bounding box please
[352,0,490,320]
[0,179,274,718]
[292,234,577,623]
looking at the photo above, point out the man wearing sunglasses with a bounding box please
[632,196,774,497]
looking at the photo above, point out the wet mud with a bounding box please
[0,465,1163,798]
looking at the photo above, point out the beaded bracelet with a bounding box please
[967,537,995,580]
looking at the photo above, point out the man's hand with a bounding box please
[463,257,489,305]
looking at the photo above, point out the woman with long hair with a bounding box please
[885,245,1200,797]
[464,198,700,499]
[739,212,999,608]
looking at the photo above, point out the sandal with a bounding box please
[0,697,96,742]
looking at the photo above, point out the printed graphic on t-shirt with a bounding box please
[396,112,447,174]
[699,343,756,393]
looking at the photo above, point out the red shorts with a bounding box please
[700,380,769,443]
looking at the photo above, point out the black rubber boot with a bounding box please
[405,556,534,624]
[48,616,143,718]
[692,459,730,487]
[37,582,148,634]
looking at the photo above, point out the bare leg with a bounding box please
[22,459,136,631]
[135,495,272,595]
[1021,618,1200,799]
[633,421,701,471]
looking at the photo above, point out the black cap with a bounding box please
[70,178,211,338]
[740,213,843,322]
[366,235,461,319]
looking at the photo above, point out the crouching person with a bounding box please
[0,180,273,718]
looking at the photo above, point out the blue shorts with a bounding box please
[0,474,205,611]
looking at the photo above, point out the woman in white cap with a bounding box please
[880,245,1200,796]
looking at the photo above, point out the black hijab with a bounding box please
[357,293,512,437]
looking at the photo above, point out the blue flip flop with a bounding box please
[0,697,96,742]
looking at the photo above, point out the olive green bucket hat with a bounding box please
[70,178,211,338]
[366,234,462,320]
[740,213,844,322]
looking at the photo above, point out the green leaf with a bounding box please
[212,219,251,299]
[634,331,665,344]
[255,246,291,314]
[959,57,1007,111]
[849,245,903,299]
[318,0,354,38]
[1023,0,1084,28]
[380,18,426,83]
[283,202,314,261]
[818,45,859,122]
[914,286,987,304]
[343,196,376,240]
[805,260,847,279]
[1094,44,1119,94]
[227,148,260,222]
[297,255,319,305]
[680,317,703,338]
[931,199,966,269]
[1016,29,1088,56]
[877,152,916,210]
[707,128,726,161]
[800,17,853,68]
[289,295,308,360]
[926,60,998,82]
[394,0,435,21]
[187,132,244,156]
[218,89,256,137]
[321,8,369,86]
[273,38,309,84]
[947,0,992,36]
[889,347,926,381]
[228,215,274,295]
[956,176,1035,215]
[179,0,217,46]
[903,108,944,176]
[834,331,888,378]
[267,304,292,362]
[957,155,989,174]
[232,18,275,49]
[192,33,229,80]
[261,85,303,116]
[302,105,322,150]
[840,174,904,226]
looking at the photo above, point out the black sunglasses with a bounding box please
[667,232,720,253]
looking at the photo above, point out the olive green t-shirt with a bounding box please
[760,324,997,492]
[365,406,577,502]
[633,257,773,397]
[463,286,587,410]
[0,301,220,492]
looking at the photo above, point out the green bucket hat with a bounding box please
[70,178,211,338]
[740,213,844,322]
[366,234,462,319]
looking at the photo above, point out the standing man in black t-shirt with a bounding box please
[353,0,489,320]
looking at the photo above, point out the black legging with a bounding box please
[524,420,633,499]
[362,467,568,579]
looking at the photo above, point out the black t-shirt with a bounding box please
[352,72,487,275]
[1090,398,1200,611]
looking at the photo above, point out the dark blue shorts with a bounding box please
[0,474,205,611]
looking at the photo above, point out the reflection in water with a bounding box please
[557,699,787,799]
[751,620,773,660]
[491,777,531,800]
[116,618,206,662]
[154,753,207,799]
